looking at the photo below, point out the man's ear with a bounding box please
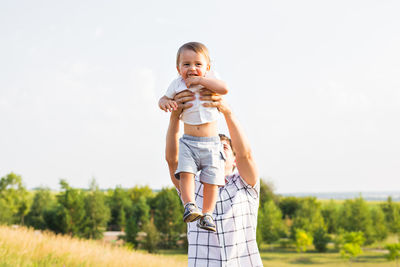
[231,158,237,172]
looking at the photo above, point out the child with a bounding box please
[158,42,228,232]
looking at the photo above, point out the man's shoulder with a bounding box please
[225,172,260,199]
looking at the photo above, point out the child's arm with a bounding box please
[185,77,229,95]
[159,95,178,112]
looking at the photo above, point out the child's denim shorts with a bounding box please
[175,134,226,186]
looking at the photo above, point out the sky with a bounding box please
[1,0,399,193]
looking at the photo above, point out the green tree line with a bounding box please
[1,172,400,253]
[257,180,400,253]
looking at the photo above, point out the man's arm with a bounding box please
[201,91,259,187]
[165,90,195,190]
[165,110,181,190]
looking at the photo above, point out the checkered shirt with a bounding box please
[178,172,263,267]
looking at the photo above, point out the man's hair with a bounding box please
[219,134,235,155]
[176,42,210,67]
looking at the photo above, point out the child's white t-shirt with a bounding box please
[165,71,220,125]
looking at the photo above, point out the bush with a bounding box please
[337,231,365,262]
[142,220,160,253]
[385,243,400,265]
[258,200,286,245]
[295,229,313,253]
[313,227,330,252]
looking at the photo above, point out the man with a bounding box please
[165,90,263,267]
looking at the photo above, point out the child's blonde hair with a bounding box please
[176,42,210,67]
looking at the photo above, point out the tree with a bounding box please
[381,197,400,234]
[55,179,86,236]
[278,196,301,220]
[259,179,277,206]
[337,197,374,245]
[153,188,185,248]
[128,185,154,203]
[25,188,55,230]
[370,206,388,242]
[107,186,131,231]
[125,196,150,248]
[82,179,110,239]
[313,226,330,252]
[258,200,285,245]
[0,173,30,224]
[291,197,325,239]
[295,229,313,253]
[321,200,339,234]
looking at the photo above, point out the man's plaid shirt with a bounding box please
[178,172,263,267]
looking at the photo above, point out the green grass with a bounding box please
[258,246,394,267]
[155,244,398,266]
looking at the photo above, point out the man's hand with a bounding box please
[171,90,195,116]
[200,88,231,115]
[201,89,258,186]
[159,96,178,112]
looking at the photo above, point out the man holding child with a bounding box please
[165,89,263,267]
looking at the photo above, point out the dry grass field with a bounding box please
[1,225,398,267]
[0,225,186,267]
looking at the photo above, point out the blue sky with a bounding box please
[1,0,399,192]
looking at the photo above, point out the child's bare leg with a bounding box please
[180,172,202,223]
[202,183,218,214]
[179,172,195,205]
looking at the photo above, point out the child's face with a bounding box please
[176,49,210,80]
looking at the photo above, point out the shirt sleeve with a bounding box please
[165,79,178,98]
[237,174,260,199]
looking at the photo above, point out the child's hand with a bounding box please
[159,96,178,112]
[185,76,202,88]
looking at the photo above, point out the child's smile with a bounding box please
[177,49,210,80]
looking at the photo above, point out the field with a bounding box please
[0,225,186,267]
[1,225,398,267]
[258,248,395,266]
[158,246,397,267]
